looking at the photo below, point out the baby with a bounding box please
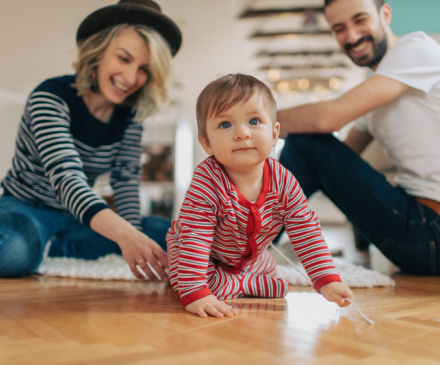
[167,74,353,318]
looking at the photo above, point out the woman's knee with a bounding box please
[0,212,44,277]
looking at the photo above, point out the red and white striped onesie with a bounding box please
[167,156,341,307]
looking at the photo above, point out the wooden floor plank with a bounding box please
[0,309,38,340]
[1,341,155,365]
[1,273,440,364]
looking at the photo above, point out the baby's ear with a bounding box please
[198,133,214,155]
[272,121,281,146]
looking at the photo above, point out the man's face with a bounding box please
[325,0,388,69]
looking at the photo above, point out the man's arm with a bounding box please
[277,75,409,136]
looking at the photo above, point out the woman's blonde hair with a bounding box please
[73,23,173,121]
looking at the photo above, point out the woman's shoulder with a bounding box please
[30,75,77,103]
[33,74,75,92]
[25,75,83,117]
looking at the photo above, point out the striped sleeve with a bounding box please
[110,120,143,230]
[176,165,219,305]
[275,161,341,292]
[29,91,108,226]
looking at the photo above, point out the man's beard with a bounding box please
[344,31,388,68]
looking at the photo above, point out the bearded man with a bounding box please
[278,0,440,275]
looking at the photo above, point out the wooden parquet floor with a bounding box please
[1,274,440,365]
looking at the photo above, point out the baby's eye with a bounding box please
[220,121,231,129]
[249,118,260,125]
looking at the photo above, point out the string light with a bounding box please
[298,78,310,90]
[290,78,300,90]
[276,80,290,94]
[329,77,342,90]
[267,68,281,82]
[313,83,327,94]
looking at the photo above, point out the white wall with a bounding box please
[0,1,110,95]
[160,0,253,163]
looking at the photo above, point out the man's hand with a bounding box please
[185,295,238,318]
[320,282,353,307]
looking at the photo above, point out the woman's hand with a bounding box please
[320,282,353,307]
[90,208,169,281]
[118,227,168,281]
[185,295,238,318]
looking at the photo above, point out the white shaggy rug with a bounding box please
[37,255,394,288]
[277,258,395,288]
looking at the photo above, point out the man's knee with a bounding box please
[280,134,323,166]
[280,133,345,166]
[283,133,337,150]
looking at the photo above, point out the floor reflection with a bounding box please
[283,292,340,330]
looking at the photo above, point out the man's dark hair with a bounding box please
[324,0,385,11]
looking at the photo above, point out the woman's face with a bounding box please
[96,27,151,105]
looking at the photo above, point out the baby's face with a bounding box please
[199,93,280,174]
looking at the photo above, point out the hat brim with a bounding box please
[76,3,182,56]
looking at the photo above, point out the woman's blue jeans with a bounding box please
[279,134,440,275]
[0,195,171,278]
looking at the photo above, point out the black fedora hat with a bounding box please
[76,0,182,56]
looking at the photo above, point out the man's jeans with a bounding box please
[279,134,440,275]
[0,195,170,278]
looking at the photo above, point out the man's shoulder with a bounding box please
[375,31,440,79]
[400,31,434,42]
[400,31,437,46]
[391,31,440,55]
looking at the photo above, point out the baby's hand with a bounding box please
[185,295,238,318]
[320,282,353,307]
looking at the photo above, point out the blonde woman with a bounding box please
[0,0,182,280]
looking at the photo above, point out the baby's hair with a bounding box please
[196,73,277,139]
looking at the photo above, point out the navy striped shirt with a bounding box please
[1,75,143,229]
